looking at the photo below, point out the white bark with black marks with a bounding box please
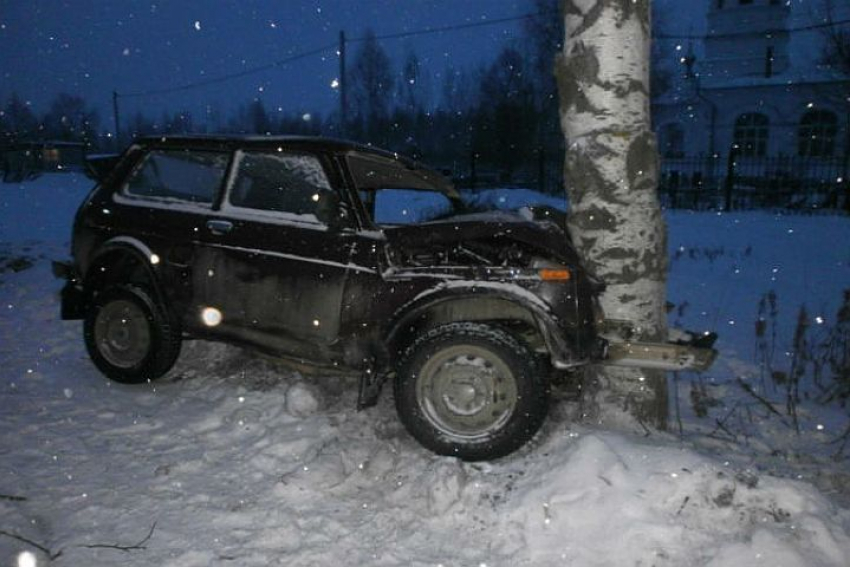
[557,0,668,428]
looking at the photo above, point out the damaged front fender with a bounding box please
[383,281,592,369]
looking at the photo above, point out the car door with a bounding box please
[194,148,355,362]
[106,147,231,318]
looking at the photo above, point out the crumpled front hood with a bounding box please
[383,209,581,266]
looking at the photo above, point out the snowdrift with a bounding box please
[1,174,849,566]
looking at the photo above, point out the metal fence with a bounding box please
[660,153,850,211]
[458,151,850,212]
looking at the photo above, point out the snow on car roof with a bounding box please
[136,134,409,161]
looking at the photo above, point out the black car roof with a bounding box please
[135,134,415,165]
[134,134,454,192]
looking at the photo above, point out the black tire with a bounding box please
[395,322,549,461]
[83,285,181,384]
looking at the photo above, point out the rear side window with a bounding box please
[124,150,229,204]
[228,151,332,216]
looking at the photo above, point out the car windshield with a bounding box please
[347,152,464,227]
[362,187,462,225]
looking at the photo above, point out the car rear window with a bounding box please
[124,150,229,204]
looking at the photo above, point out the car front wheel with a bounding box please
[395,322,549,461]
[83,285,181,384]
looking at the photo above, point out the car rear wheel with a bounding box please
[84,285,181,384]
[395,322,549,461]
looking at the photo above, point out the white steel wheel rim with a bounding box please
[94,299,151,369]
[416,344,518,441]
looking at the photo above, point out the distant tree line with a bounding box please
[0,92,100,151]
[15,0,848,191]
[336,0,565,190]
[1,0,569,190]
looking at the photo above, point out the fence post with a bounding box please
[668,170,679,209]
[842,148,850,213]
[723,146,738,212]
[843,110,850,212]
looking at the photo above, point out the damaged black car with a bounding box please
[55,135,617,460]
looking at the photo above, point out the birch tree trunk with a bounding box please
[556,0,669,429]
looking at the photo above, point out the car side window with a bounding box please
[228,151,332,218]
[123,150,228,204]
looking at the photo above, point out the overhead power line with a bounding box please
[119,42,337,98]
[350,10,546,43]
[118,10,542,99]
[656,15,850,40]
[116,9,850,97]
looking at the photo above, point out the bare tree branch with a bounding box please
[81,522,157,553]
[0,529,62,560]
[0,494,27,502]
[736,378,790,427]
[827,421,850,461]
[820,0,850,76]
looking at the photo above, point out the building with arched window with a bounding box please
[653,0,849,160]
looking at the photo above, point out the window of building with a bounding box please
[734,113,769,157]
[124,150,229,204]
[798,110,838,157]
[659,123,685,159]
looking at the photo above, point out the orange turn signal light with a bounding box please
[539,268,571,281]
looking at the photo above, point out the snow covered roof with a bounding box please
[660,0,849,95]
[134,134,431,171]
[137,133,379,154]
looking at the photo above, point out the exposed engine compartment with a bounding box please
[393,239,532,268]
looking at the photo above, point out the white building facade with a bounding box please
[654,0,849,164]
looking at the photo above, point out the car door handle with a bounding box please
[206,219,233,235]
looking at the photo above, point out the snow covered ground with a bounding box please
[1,173,849,566]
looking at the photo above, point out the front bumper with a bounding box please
[604,339,717,372]
[598,320,719,373]
[52,260,86,320]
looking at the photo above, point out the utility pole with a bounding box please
[112,90,121,149]
[339,30,347,138]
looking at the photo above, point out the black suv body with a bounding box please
[56,136,605,459]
